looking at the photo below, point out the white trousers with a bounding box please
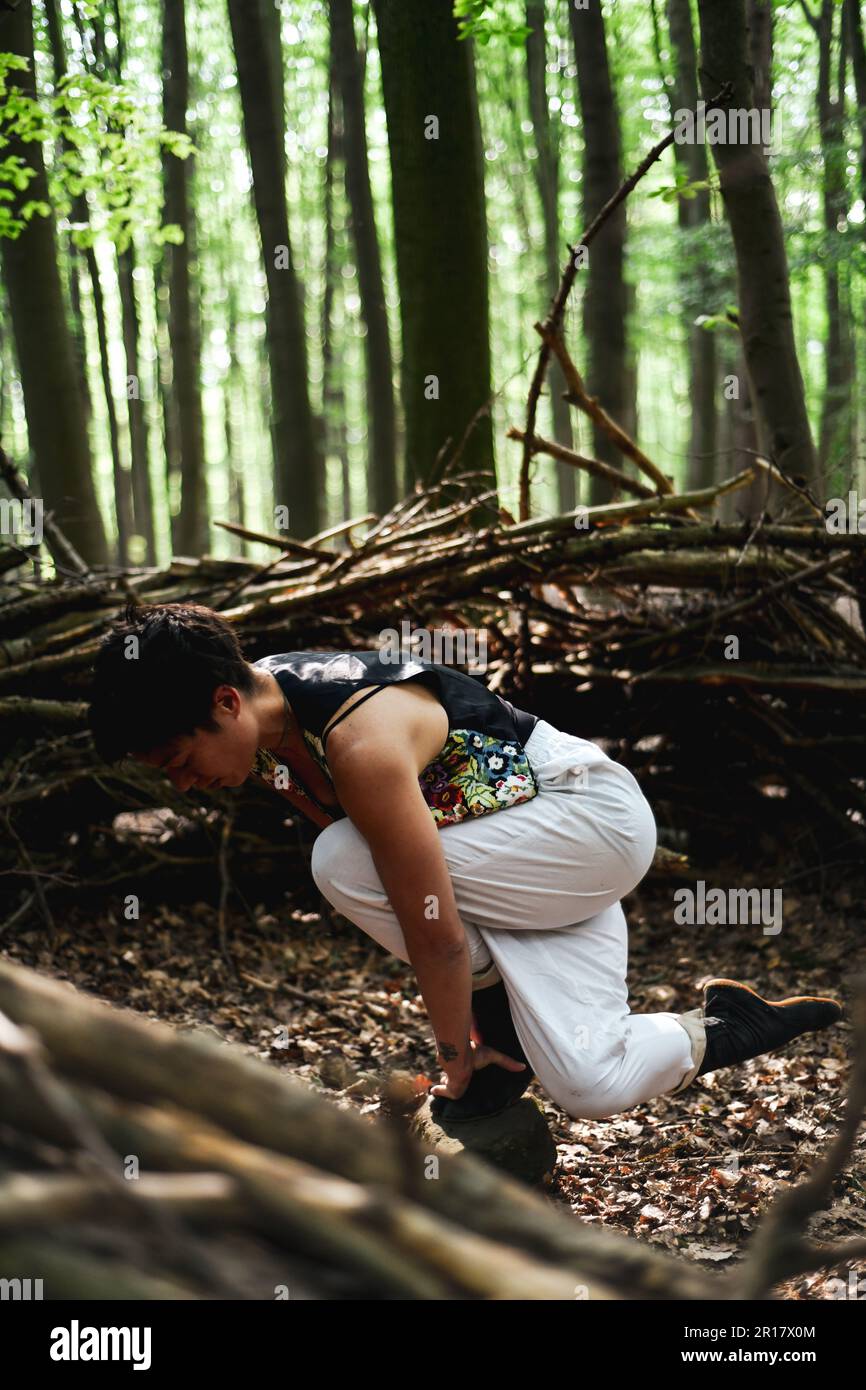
[310,718,706,1120]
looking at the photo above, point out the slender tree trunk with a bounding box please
[525,0,575,511]
[46,0,135,567]
[330,0,397,515]
[666,0,717,490]
[223,280,248,556]
[111,0,156,566]
[0,1,109,565]
[322,67,352,522]
[0,303,24,457]
[259,0,286,154]
[728,0,784,519]
[848,0,866,490]
[695,0,818,492]
[718,339,762,521]
[686,305,718,489]
[501,63,536,438]
[372,0,495,499]
[161,0,209,556]
[64,241,93,429]
[568,0,633,505]
[227,0,322,539]
[153,261,180,555]
[838,255,859,489]
[89,249,133,564]
[733,345,761,512]
[49,3,92,430]
[0,314,8,445]
[847,0,866,212]
[116,252,156,566]
[801,2,853,488]
[715,337,735,521]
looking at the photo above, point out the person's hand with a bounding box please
[430,1039,527,1102]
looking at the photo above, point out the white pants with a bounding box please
[310,718,706,1119]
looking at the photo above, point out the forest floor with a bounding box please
[3,869,864,1302]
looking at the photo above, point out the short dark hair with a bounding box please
[87,602,257,764]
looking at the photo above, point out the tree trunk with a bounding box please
[568,0,633,505]
[695,0,818,492]
[372,0,495,498]
[666,0,717,490]
[0,1,109,566]
[226,0,322,540]
[110,0,157,566]
[847,0,866,212]
[804,1,854,488]
[718,340,761,522]
[45,0,136,568]
[63,243,93,431]
[46,1,92,431]
[161,0,209,556]
[847,0,866,496]
[330,0,398,516]
[322,68,353,522]
[89,248,133,565]
[223,281,248,556]
[116,250,156,567]
[153,261,180,556]
[525,0,575,512]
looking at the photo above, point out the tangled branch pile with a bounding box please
[1,958,864,1299]
[2,432,866,933]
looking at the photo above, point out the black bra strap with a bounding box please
[321,685,389,752]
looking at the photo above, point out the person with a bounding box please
[87,602,843,1124]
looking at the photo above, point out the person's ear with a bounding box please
[214,684,239,716]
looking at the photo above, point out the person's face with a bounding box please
[133,683,260,793]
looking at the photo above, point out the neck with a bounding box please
[253,669,297,750]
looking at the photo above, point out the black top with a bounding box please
[248,649,542,832]
[252,650,539,750]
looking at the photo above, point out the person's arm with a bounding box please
[332,744,477,1093]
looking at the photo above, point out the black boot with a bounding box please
[697,977,843,1078]
[430,981,535,1123]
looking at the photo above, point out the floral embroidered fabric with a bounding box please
[250,744,334,819]
[415,728,539,827]
[252,725,539,829]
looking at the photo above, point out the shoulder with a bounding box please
[326,682,448,777]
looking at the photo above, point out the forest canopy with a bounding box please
[1,0,861,570]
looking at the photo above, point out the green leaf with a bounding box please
[156,222,185,246]
[694,314,738,334]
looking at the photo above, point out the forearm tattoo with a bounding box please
[437,1040,459,1062]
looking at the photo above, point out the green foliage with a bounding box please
[694,308,740,334]
[453,1,532,47]
[0,0,857,545]
[649,169,720,203]
[0,55,194,250]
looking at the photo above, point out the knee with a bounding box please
[547,1069,626,1122]
[535,1025,627,1121]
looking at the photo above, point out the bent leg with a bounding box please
[311,819,702,1117]
[310,818,494,973]
[478,900,701,1119]
[313,717,659,947]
